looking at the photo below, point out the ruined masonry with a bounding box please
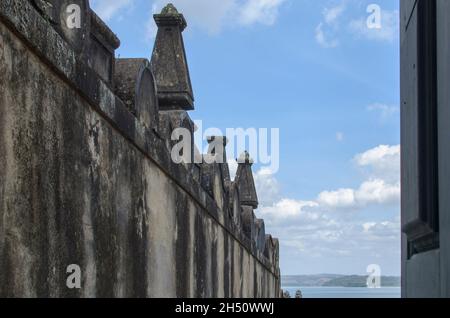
[0,1,281,297]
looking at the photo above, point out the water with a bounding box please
[282,287,401,298]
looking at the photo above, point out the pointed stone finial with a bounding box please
[235,152,258,209]
[207,136,228,162]
[237,151,254,165]
[151,3,194,110]
[206,136,231,187]
[154,3,187,30]
[255,219,266,252]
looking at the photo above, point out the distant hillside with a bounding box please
[282,275,400,287]
[282,274,343,287]
[323,275,400,287]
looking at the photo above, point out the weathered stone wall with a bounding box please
[0,1,280,298]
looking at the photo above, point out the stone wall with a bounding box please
[0,1,280,297]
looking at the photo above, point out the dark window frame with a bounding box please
[403,0,440,258]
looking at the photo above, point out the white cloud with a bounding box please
[363,220,397,233]
[362,221,399,241]
[318,188,355,208]
[355,179,400,206]
[323,2,346,25]
[315,3,398,48]
[349,10,399,42]
[228,159,239,180]
[354,144,400,182]
[91,0,286,36]
[252,144,400,264]
[256,144,400,215]
[355,145,400,171]
[254,168,282,206]
[228,164,280,206]
[149,0,287,36]
[260,198,319,220]
[316,145,401,209]
[367,103,399,121]
[151,0,236,34]
[315,23,339,48]
[90,0,134,21]
[362,222,377,233]
[336,132,344,142]
[317,179,399,209]
[261,198,399,259]
[314,2,346,48]
[229,163,281,206]
[239,0,286,26]
[265,205,400,261]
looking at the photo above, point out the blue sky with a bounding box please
[91,0,400,276]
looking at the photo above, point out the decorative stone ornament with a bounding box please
[229,182,242,228]
[154,3,187,31]
[32,0,91,56]
[264,235,279,265]
[207,136,231,188]
[89,11,120,83]
[242,206,256,244]
[235,152,259,209]
[151,4,194,110]
[115,59,159,131]
[135,65,159,131]
[58,0,90,55]
[255,219,266,252]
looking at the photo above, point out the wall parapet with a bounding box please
[0,0,281,296]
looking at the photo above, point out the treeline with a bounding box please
[282,275,400,287]
[322,275,400,287]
